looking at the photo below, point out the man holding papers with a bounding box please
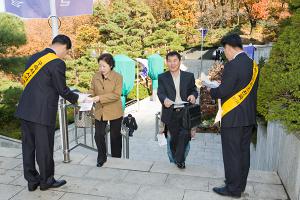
[15,35,87,192]
[157,51,198,169]
[206,34,259,198]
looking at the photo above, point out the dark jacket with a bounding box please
[210,52,259,127]
[157,70,198,125]
[123,117,138,131]
[15,48,79,126]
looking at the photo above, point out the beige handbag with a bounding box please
[74,107,94,128]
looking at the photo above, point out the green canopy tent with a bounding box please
[147,54,164,100]
[114,54,136,109]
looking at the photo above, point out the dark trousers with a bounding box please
[221,125,254,194]
[21,120,55,187]
[128,129,134,136]
[168,110,190,163]
[95,117,123,163]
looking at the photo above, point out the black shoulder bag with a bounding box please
[182,104,201,130]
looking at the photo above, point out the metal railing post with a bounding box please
[91,125,94,148]
[105,124,109,156]
[125,127,129,159]
[59,97,70,163]
[155,112,160,141]
[83,127,87,145]
[73,107,78,145]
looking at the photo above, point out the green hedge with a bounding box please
[127,83,150,101]
[0,86,23,139]
[257,9,300,133]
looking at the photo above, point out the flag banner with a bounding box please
[243,45,256,60]
[200,28,208,38]
[56,0,93,17]
[5,0,50,18]
[136,58,148,80]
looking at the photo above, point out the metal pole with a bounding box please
[125,127,129,159]
[155,112,160,141]
[197,28,205,105]
[200,28,204,76]
[0,0,5,12]
[136,62,140,111]
[74,108,78,144]
[50,0,69,162]
[59,98,70,163]
[91,125,94,148]
[49,0,59,38]
[83,127,87,145]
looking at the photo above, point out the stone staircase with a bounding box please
[0,146,288,200]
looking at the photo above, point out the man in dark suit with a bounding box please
[123,114,137,137]
[207,34,259,198]
[157,51,198,169]
[15,35,84,191]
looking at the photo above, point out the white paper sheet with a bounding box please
[157,134,167,147]
[200,73,220,88]
[214,99,222,125]
[79,102,93,112]
[172,100,189,108]
[74,93,93,111]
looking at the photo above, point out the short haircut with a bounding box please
[52,34,72,49]
[98,53,115,69]
[221,33,243,49]
[166,51,181,61]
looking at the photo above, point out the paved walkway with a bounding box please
[0,146,288,200]
[0,60,288,199]
[124,98,223,167]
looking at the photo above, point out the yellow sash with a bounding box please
[221,61,259,117]
[21,53,59,87]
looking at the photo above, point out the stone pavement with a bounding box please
[0,146,288,200]
[124,98,224,167]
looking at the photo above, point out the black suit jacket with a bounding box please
[15,48,79,127]
[157,70,198,125]
[123,117,137,130]
[210,52,259,127]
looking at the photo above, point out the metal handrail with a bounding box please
[58,100,130,163]
[155,112,161,141]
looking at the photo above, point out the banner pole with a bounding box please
[49,0,59,38]
[49,0,70,162]
[0,0,5,12]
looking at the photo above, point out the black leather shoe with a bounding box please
[96,162,104,167]
[96,158,107,167]
[28,183,39,192]
[40,179,67,191]
[213,186,241,198]
[176,162,186,169]
[181,162,186,169]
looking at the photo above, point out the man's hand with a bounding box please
[92,96,100,103]
[187,95,196,104]
[207,87,211,92]
[164,98,173,108]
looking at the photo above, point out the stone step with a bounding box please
[0,146,288,200]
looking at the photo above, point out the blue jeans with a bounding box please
[167,133,190,163]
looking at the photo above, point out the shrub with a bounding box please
[257,10,300,133]
[0,13,26,53]
[0,86,23,139]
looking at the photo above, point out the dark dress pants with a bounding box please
[128,128,134,136]
[221,125,254,194]
[21,120,55,187]
[95,117,123,163]
[168,109,190,163]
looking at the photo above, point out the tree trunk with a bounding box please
[250,20,256,35]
